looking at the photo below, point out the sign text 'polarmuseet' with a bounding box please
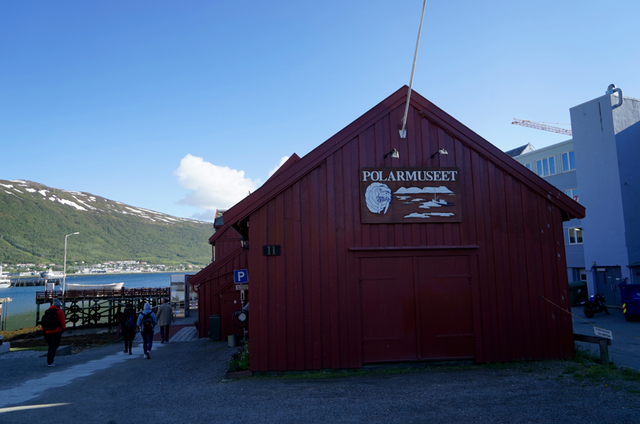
[360,167,462,224]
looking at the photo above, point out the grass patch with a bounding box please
[621,367,640,382]
[255,367,425,380]
[10,346,48,352]
[560,346,640,395]
[247,345,640,397]
[254,362,484,380]
[1,325,117,354]
[574,345,601,364]
[1,326,43,342]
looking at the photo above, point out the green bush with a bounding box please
[228,342,249,372]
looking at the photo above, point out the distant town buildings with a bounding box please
[509,86,640,306]
[1,260,201,276]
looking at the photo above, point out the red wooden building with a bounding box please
[190,86,585,371]
[189,213,247,340]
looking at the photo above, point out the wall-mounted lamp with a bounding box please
[384,148,400,159]
[430,148,448,158]
[240,237,249,250]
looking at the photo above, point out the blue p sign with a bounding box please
[234,269,248,284]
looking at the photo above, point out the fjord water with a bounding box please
[0,272,187,331]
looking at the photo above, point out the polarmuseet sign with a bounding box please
[359,167,462,224]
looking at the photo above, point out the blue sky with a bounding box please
[2,1,639,221]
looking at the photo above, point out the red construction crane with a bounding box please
[512,119,572,136]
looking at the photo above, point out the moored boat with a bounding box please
[41,268,64,279]
[66,282,125,291]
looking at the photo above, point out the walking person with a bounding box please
[156,298,175,344]
[41,298,66,367]
[137,302,157,359]
[119,303,137,355]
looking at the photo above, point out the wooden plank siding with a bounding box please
[194,86,585,372]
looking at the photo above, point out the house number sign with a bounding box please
[263,245,281,256]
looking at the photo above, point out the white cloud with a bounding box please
[174,154,261,215]
[189,209,218,221]
[267,156,290,178]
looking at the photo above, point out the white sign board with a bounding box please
[594,327,613,340]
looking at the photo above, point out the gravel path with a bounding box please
[0,337,638,423]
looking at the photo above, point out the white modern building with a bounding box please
[509,86,640,306]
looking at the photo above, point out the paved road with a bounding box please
[571,305,640,371]
[1,334,639,423]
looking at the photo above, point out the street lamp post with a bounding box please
[61,232,79,309]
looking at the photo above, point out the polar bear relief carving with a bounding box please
[365,183,392,214]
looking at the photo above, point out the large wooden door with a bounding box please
[360,254,475,363]
[415,256,474,360]
[360,257,417,362]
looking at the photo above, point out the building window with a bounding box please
[532,157,556,177]
[562,151,576,172]
[568,227,583,244]
[564,188,579,202]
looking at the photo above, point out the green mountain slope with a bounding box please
[0,179,212,266]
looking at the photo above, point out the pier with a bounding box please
[36,287,170,328]
[10,278,61,287]
[0,297,11,331]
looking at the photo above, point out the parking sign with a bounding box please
[234,269,248,284]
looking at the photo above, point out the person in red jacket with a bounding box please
[42,298,66,367]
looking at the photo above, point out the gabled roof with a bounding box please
[265,154,301,182]
[505,142,536,157]
[207,155,302,244]
[188,243,244,288]
[209,224,241,245]
[213,209,226,229]
[220,86,585,229]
